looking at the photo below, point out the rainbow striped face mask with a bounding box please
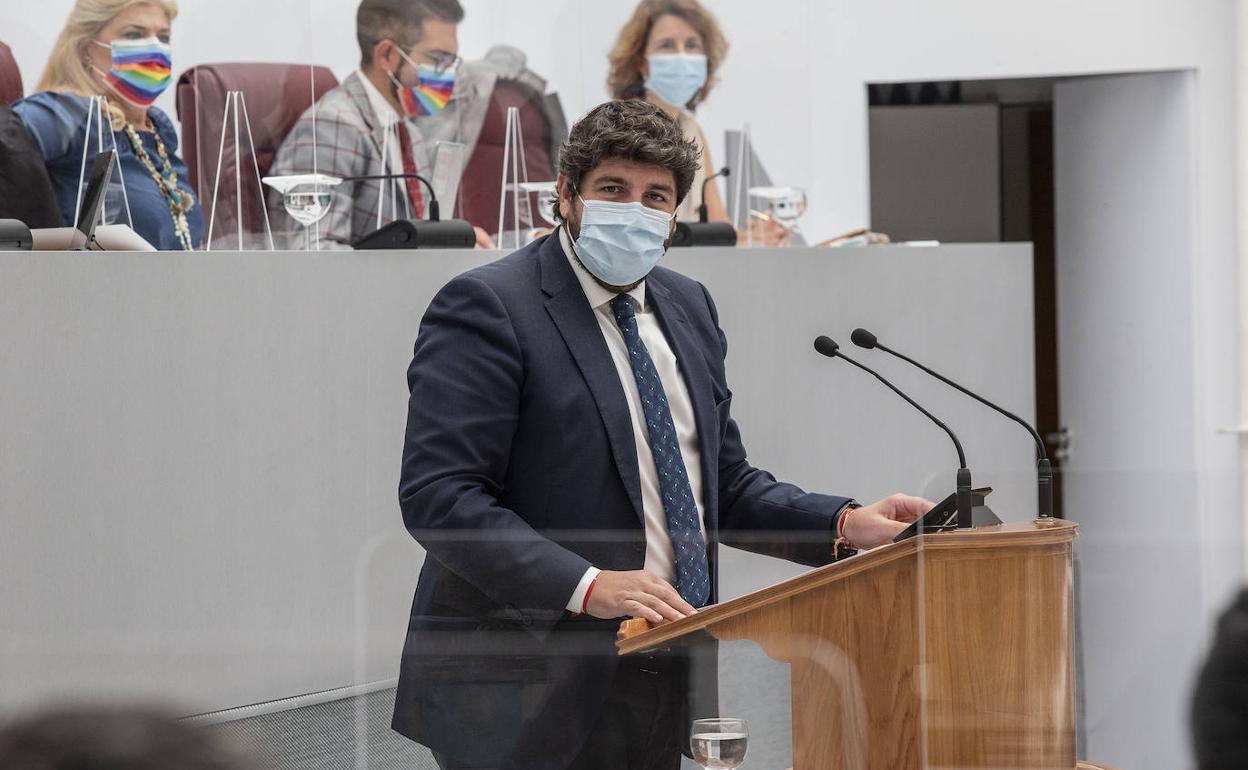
[94,37,173,107]
[389,50,456,118]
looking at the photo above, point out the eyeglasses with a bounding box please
[406,47,462,74]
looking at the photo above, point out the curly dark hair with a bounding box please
[552,99,702,222]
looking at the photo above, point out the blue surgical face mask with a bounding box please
[645,53,708,108]
[572,196,675,286]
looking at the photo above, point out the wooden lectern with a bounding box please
[618,520,1080,769]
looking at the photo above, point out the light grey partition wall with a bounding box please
[0,244,1035,730]
[0,249,485,716]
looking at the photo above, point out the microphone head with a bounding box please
[851,328,878,350]
[813,336,840,358]
[719,166,731,178]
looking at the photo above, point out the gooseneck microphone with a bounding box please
[343,173,442,220]
[814,336,975,528]
[672,166,736,248]
[850,327,1054,520]
[698,166,730,223]
[344,173,477,249]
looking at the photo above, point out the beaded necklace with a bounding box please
[122,123,195,250]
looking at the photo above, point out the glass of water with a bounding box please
[262,175,341,251]
[283,182,333,251]
[691,718,748,769]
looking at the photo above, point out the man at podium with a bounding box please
[391,99,931,770]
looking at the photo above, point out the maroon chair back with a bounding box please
[0,42,24,105]
[457,79,558,233]
[176,62,338,239]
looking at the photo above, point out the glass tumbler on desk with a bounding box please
[262,174,341,251]
[691,718,748,769]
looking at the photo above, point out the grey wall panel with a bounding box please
[0,244,1034,723]
[869,104,1003,243]
[1054,72,1217,770]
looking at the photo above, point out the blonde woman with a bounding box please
[14,0,202,250]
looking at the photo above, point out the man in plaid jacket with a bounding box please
[269,0,490,248]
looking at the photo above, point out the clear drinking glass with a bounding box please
[262,174,341,251]
[691,718,748,769]
[283,183,333,250]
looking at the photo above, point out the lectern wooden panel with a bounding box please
[618,521,1078,770]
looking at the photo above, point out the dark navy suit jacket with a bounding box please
[391,233,851,769]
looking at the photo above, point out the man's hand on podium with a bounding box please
[843,494,933,549]
[586,570,697,625]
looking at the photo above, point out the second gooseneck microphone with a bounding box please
[344,173,478,249]
[672,166,737,247]
[850,327,1054,520]
[814,336,975,528]
[343,173,442,221]
[698,166,730,223]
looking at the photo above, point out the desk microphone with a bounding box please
[850,327,1053,520]
[814,335,975,528]
[698,166,730,223]
[672,167,736,248]
[345,173,476,249]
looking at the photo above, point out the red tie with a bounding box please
[394,121,426,219]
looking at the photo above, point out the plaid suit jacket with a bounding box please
[268,72,431,247]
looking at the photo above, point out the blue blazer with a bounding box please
[391,233,851,769]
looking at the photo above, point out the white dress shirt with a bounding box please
[357,70,417,220]
[559,227,708,612]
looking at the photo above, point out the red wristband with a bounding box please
[581,574,600,614]
[838,504,860,548]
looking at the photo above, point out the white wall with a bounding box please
[1054,71,1204,770]
[1236,0,1248,579]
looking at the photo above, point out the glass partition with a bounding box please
[0,3,1241,770]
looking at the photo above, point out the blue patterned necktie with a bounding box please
[610,293,710,607]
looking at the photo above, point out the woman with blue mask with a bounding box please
[608,0,728,227]
[608,0,790,246]
[13,0,203,250]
